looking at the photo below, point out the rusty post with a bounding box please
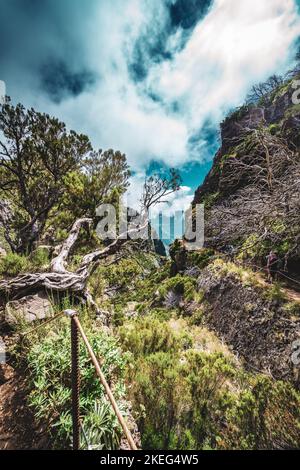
[65,310,80,450]
[73,315,138,450]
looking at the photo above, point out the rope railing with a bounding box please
[19,308,138,450]
[20,311,64,338]
[64,309,138,451]
[217,251,300,287]
[241,261,300,286]
[17,255,298,451]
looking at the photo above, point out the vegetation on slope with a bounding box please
[194,73,300,277]
[12,305,131,450]
[86,252,300,450]
[1,72,300,451]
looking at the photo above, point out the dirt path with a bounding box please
[282,287,300,303]
[0,334,50,450]
[255,273,300,303]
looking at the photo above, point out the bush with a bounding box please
[268,123,280,135]
[93,258,143,292]
[29,247,50,270]
[0,253,29,276]
[119,316,191,357]
[158,275,197,304]
[187,249,215,270]
[119,317,300,450]
[220,375,300,449]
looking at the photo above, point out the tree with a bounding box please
[0,171,181,316]
[0,99,130,253]
[0,99,91,253]
[72,149,130,219]
[141,169,181,211]
[246,75,283,106]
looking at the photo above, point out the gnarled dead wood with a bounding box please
[50,218,92,273]
[0,218,149,305]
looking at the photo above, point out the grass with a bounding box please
[0,253,29,277]
[5,243,300,450]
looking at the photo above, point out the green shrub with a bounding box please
[119,314,300,450]
[0,253,29,276]
[158,275,197,303]
[112,304,126,327]
[29,247,50,270]
[268,123,280,135]
[188,306,205,326]
[119,316,191,357]
[201,192,220,209]
[220,375,300,449]
[283,302,300,316]
[93,258,143,292]
[187,248,215,270]
[263,282,286,302]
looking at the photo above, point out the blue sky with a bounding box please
[1,0,300,212]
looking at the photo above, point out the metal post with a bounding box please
[73,315,138,450]
[65,310,80,450]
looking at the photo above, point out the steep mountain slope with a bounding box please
[193,76,300,279]
[101,250,300,449]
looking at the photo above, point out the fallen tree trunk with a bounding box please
[0,218,148,315]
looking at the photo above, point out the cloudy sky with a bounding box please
[1,0,300,212]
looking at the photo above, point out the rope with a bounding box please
[218,249,300,287]
[245,261,300,286]
[20,312,64,338]
[277,271,300,286]
[17,307,137,450]
[72,314,138,451]
[71,315,80,450]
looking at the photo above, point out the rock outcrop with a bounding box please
[5,292,53,324]
[197,264,300,384]
[194,80,300,206]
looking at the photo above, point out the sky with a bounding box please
[1,0,300,215]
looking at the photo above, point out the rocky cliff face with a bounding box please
[193,77,300,276]
[197,262,300,384]
[194,81,299,203]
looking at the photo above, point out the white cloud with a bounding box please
[149,0,300,132]
[150,185,194,217]
[41,0,189,170]
[51,0,300,171]
[3,0,299,235]
[6,0,300,173]
[38,0,299,214]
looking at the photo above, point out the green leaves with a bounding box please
[0,253,29,276]
[0,101,130,253]
[118,313,300,450]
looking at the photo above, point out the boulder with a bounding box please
[5,292,54,324]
